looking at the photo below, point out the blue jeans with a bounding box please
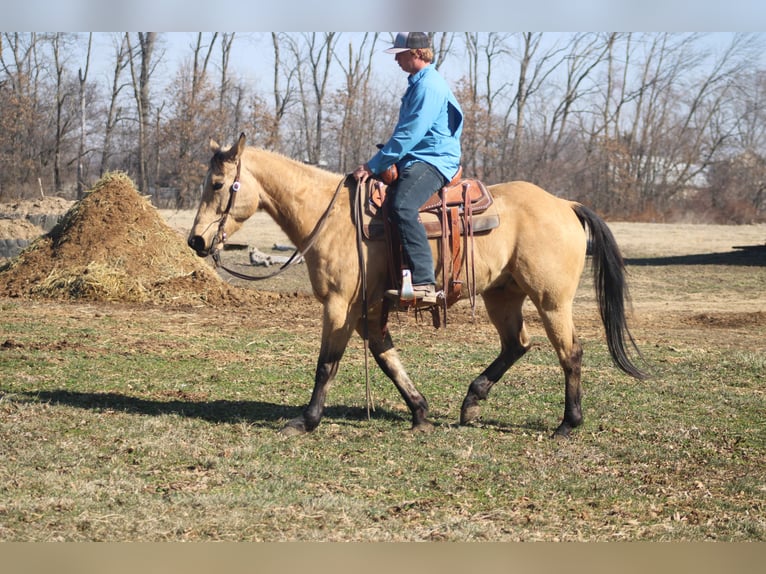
[388,162,447,286]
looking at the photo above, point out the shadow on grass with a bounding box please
[625,244,765,267]
[5,389,557,435]
[462,416,551,435]
[5,389,409,428]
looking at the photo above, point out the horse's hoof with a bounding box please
[411,420,434,434]
[552,423,574,439]
[279,418,307,437]
[553,415,582,439]
[460,403,481,425]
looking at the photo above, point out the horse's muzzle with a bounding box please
[188,235,209,257]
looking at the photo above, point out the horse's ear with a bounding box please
[235,132,246,158]
[210,139,220,153]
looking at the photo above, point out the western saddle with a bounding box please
[363,167,499,326]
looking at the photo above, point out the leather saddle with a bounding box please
[361,169,500,321]
[364,170,498,238]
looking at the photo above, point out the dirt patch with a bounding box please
[0,200,71,259]
[0,173,272,307]
[0,196,74,217]
[0,196,74,243]
[683,311,766,329]
[0,218,44,241]
[607,221,766,258]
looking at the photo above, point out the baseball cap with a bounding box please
[384,32,431,54]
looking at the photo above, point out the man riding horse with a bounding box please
[353,32,464,305]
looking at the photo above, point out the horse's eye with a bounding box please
[212,182,224,191]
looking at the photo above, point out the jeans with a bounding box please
[388,161,447,286]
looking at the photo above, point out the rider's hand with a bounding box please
[353,164,372,183]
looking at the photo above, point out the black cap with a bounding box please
[385,32,430,53]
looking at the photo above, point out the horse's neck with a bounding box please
[247,148,344,248]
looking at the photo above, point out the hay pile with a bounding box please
[0,173,262,307]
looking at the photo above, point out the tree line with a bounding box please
[1,32,764,222]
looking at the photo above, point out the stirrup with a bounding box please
[385,285,439,305]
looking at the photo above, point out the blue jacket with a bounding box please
[367,65,463,181]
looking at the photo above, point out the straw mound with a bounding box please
[0,173,264,307]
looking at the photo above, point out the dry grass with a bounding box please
[0,186,764,542]
[0,276,763,541]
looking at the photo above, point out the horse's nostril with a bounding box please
[188,235,207,256]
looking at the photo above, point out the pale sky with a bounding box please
[81,32,765,101]
[4,0,766,32]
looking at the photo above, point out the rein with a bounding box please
[354,179,374,419]
[210,167,346,282]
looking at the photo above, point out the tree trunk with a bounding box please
[126,32,157,196]
[77,33,92,199]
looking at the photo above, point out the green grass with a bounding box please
[0,289,764,541]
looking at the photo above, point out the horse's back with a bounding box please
[490,180,579,217]
[490,180,585,241]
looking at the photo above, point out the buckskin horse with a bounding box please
[188,133,646,438]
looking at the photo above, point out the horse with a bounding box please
[188,133,646,438]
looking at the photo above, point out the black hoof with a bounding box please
[411,420,434,433]
[280,418,308,437]
[460,398,481,425]
[553,417,582,439]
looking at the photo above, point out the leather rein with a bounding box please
[210,160,346,282]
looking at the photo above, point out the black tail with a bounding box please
[573,204,648,380]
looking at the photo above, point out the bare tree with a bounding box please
[46,32,89,196]
[76,32,92,199]
[431,32,455,71]
[0,33,44,198]
[159,33,221,207]
[264,32,297,150]
[287,32,339,164]
[459,32,513,181]
[219,32,234,115]
[100,33,131,177]
[504,32,571,182]
[125,32,157,195]
[0,32,41,96]
[333,33,380,172]
[184,33,218,151]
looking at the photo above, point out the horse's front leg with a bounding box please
[365,309,432,432]
[280,358,341,436]
[281,298,355,436]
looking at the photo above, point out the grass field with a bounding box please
[0,216,764,542]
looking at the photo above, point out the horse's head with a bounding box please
[188,132,256,257]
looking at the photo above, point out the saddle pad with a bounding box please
[362,200,500,241]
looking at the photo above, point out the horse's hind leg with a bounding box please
[460,287,531,426]
[537,304,583,438]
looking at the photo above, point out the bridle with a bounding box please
[211,158,242,252]
[209,161,346,282]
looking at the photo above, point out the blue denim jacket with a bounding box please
[367,65,463,181]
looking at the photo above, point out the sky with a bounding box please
[78,31,765,103]
[6,2,766,113]
[4,0,766,32]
